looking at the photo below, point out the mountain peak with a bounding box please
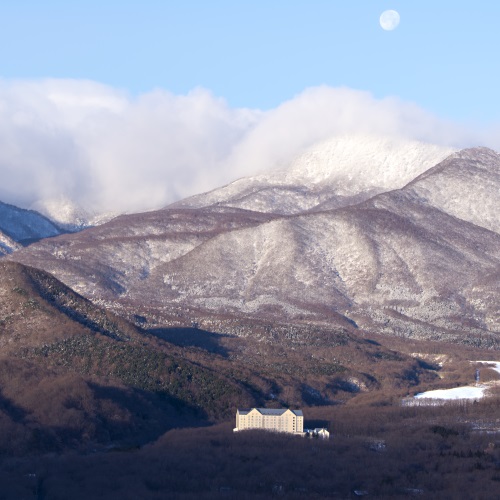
[405,145,500,234]
[453,145,498,157]
[171,134,455,215]
[284,134,455,190]
[447,146,500,170]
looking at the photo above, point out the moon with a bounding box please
[380,10,400,31]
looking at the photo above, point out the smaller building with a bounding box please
[305,428,330,439]
[234,408,304,435]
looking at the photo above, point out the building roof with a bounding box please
[237,408,303,417]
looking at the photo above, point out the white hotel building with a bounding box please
[234,408,304,435]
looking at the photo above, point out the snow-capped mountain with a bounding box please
[405,147,500,234]
[171,135,455,214]
[7,139,500,347]
[0,200,64,244]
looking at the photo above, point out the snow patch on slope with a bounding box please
[414,386,488,401]
[476,361,500,375]
[406,147,500,234]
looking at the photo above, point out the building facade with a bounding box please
[234,408,304,435]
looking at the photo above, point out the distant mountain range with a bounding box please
[3,135,500,347]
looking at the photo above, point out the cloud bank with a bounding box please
[0,79,497,218]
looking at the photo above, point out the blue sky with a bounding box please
[0,1,499,214]
[1,1,499,122]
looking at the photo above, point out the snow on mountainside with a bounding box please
[171,135,455,214]
[405,147,500,234]
[0,230,20,256]
[7,207,278,298]
[0,201,64,244]
[8,144,500,347]
[131,181,500,344]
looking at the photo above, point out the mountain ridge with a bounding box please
[403,146,500,234]
[6,144,499,348]
[170,135,455,215]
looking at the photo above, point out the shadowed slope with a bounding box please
[0,262,256,455]
[0,200,63,245]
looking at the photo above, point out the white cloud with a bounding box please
[0,79,497,217]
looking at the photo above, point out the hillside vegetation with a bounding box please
[0,261,457,459]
